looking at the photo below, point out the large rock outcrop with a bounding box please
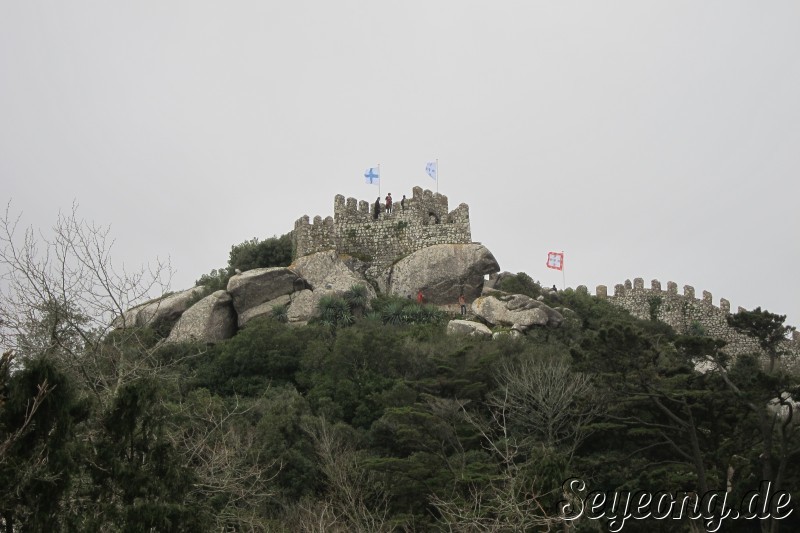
[227,267,308,325]
[286,289,317,325]
[113,286,205,331]
[262,250,375,325]
[237,294,292,327]
[483,271,515,292]
[285,251,377,325]
[472,294,564,331]
[164,290,236,344]
[446,319,492,338]
[290,251,373,296]
[389,243,500,305]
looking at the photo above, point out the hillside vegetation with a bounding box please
[1,214,798,532]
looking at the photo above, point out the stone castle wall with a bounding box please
[293,186,471,271]
[587,278,799,361]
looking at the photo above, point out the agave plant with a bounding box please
[317,294,354,328]
[364,310,383,322]
[343,284,370,317]
[420,304,445,324]
[381,300,406,325]
[402,302,425,323]
[270,303,289,323]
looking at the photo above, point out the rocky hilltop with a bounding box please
[114,187,799,362]
[115,188,572,344]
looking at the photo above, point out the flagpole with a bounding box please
[378,163,381,198]
[436,158,439,193]
[561,250,566,290]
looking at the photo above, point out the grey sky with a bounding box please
[2,1,798,327]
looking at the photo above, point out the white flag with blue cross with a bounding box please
[364,167,380,185]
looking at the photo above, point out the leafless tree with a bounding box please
[430,354,603,532]
[0,202,175,400]
[295,416,400,533]
[489,355,603,462]
[431,479,559,533]
[431,390,564,533]
[166,390,281,532]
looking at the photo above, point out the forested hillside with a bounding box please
[1,212,798,532]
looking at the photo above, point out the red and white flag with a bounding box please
[546,251,564,271]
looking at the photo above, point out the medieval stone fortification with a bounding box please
[120,189,798,363]
[585,278,800,361]
[292,186,471,271]
[292,187,798,361]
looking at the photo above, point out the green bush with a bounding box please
[271,303,289,323]
[497,272,542,299]
[192,318,313,395]
[194,267,230,293]
[229,233,293,272]
[196,232,294,292]
[369,294,444,325]
[317,295,354,328]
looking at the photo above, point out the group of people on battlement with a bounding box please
[373,192,407,219]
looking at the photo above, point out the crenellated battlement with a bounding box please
[593,277,799,360]
[292,187,472,272]
[328,186,467,226]
[594,277,756,317]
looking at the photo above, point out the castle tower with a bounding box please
[292,187,472,269]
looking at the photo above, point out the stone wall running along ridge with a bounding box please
[589,278,799,361]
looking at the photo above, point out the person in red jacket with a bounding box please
[385,193,393,214]
[417,289,424,304]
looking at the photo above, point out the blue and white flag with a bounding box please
[364,167,380,185]
[425,161,438,180]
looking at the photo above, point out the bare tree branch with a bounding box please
[0,350,54,465]
[1,202,179,401]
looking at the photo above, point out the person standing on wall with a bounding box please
[385,193,393,214]
[401,194,406,211]
[459,294,466,316]
[374,197,380,219]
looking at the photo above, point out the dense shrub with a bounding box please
[497,272,542,299]
[195,232,294,292]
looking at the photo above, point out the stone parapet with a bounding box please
[292,188,472,268]
[595,278,799,361]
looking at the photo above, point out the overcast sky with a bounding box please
[2,1,798,327]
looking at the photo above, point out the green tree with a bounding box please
[496,272,542,299]
[0,356,86,531]
[705,349,800,533]
[228,233,293,273]
[194,267,230,293]
[727,307,796,373]
[254,386,321,504]
[195,232,294,293]
[193,318,314,395]
[85,379,203,532]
